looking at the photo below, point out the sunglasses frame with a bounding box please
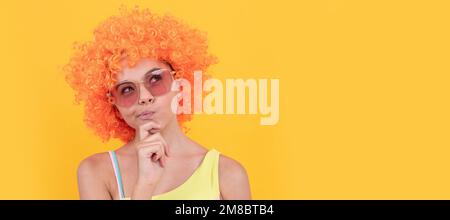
[106,68,177,107]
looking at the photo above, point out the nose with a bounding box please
[138,83,155,105]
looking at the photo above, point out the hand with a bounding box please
[134,121,170,186]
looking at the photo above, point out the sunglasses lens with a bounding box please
[110,69,173,107]
[111,82,139,107]
[144,69,172,96]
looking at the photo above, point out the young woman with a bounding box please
[65,7,251,200]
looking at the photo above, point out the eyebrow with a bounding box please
[116,67,162,85]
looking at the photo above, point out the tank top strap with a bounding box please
[108,150,125,199]
[195,148,221,198]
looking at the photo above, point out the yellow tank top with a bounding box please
[108,148,221,200]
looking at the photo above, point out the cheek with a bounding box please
[163,91,177,106]
[155,91,177,116]
[115,107,138,128]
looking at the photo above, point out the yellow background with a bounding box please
[0,0,449,199]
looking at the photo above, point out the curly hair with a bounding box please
[64,6,217,143]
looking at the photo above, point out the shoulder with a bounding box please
[77,152,114,199]
[218,153,252,199]
[77,152,111,179]
[218,154,248,179]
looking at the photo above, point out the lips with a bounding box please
[137,111,155,120]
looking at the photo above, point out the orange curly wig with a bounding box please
[64,6,217,143]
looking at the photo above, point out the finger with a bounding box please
[138,121,161,141]
[155,143,164,161]
[158,155,165,167]
[140,135,168,157]
[159,156,165,167]
[137,144,159,158]
[160,136,170,157]
[153,145,163,161]
[143,143,162,162]
[145,133,170,157]
[151,153,158,162]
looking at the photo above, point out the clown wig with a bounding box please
[64,6,217,143]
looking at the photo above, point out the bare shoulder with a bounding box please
[77,152,111,176]
[77,152,113,199]
[218,153,252,199]
[218,154,248,179]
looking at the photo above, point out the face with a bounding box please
[110,58,178,131]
